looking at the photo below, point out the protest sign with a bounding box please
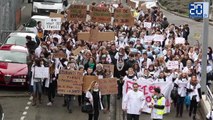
[58,70,83,95]
[72,46,85,56]
[83,76,98,92]
[99,78,118,95]
[89,29,99,42]
[68,4,87,21]
[114,8,134,26]
[44,18,61,30]
[153,34,165,42]
[53,50,66,58]
[34,67,49,78]
[78,32,90,41]
[123,80,173,113]
[91,7,111,23]
[144,22,152,29]
[166,61,179,70]
[144,35,154,42]
[49,12,64,21]
[175,37,185,44]
[96,32,115,42]
[78,31,115,42]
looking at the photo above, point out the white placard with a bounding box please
[175,37,185,44]
[166,61,179,70]
[144,22,152,29]
[144,35,153,42]
[153,34,165,42]
[34,67,49,79]
[44,18,61,30]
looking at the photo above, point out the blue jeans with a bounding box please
[33,81,42,94]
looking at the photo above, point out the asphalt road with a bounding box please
[0,0,210,120]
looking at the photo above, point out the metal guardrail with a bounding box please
[206,85,213,111]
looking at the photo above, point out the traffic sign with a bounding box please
[189,2,209,18]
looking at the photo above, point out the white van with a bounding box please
[23,15,49,33]
[32,0,68,15]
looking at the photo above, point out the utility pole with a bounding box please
[201,0,210,93]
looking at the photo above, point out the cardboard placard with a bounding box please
[153,35,165,42]
[114,8,134,26]
[96,32,115,42]
[78,32,90,41]
[58,70,83,95]
[78,32,115,42]
[53,51,67,58]
[89,29,99,42]
[44,18,61,30]
[72,46,85,56]
[166,61,179,70]
[68,4,87,21]
[91,7,111,23]
[83,76,98,92]
[175,37,185,44]
[99,78,118,95]
[34,67,49,78]
[127,0,136,8]
[144,22,152,29]
[102,64,114,77]
[49,12,65,21]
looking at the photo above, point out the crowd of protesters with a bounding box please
[25,1,213,120]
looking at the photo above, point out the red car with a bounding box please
[0,45,29,87]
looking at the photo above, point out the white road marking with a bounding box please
[25,106,29,110]
[22,111,27,115]
[21,6,26,11]
[20,116,25,120]
[27,102,31,105]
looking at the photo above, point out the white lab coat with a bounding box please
[174,78,188,97]
[85,90,103,110]
[122,90,146,115]
[206,111,213,120]
[186,82,201,102]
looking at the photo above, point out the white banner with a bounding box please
[44,18,61,30]
[166,61,179,70]
[123,79,173,113]
[34,67,49,79]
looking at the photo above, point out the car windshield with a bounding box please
[34,0,62,3]
[0,51,27,64]
[5,36,34,46]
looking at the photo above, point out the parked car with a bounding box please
[0,45,29,87]
[0,104,3,120]
[2,31,37,47]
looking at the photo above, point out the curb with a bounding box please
[158,2,213,26]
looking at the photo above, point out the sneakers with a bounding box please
[47,102,52,106]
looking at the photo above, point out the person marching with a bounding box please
[122,83,146,120]
[86,81,103,120]
[149,88,166,120]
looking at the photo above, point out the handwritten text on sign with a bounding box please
[58,70,83,95]
[44,18,61,30]
[114,8,134,26]
[34,67,49,79]
[123,80,173,113]
[68,5,87,21]
[91,7,111,23]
